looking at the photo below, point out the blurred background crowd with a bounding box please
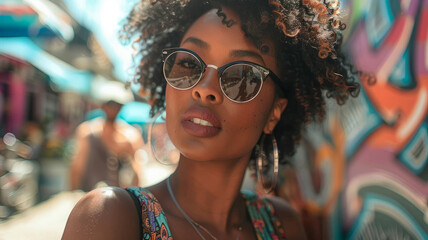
[0,0,427,239]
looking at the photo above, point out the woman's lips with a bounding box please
[181,106,221,137]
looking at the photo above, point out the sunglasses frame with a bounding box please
[162,47,286,103]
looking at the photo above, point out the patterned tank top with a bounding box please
[126,187,287,240]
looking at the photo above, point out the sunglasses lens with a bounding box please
[220,64,263,102]
[164,51,202,89]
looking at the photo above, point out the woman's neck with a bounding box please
[168,154,250,232]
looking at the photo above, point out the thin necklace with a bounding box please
[166,177,243,240]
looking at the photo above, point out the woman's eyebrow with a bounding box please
[230,50,265,64]
[182,37,210,49]
[182,37,265,64]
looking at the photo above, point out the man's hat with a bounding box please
[91,77,133,104]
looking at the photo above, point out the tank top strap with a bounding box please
[242,190,287,240]
[126,187,173,240]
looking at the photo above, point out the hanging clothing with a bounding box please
[126,187,287,240]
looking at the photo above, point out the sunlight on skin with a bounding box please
[100,187,115,198]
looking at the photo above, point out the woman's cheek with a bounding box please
[242,97,273,129]
[165,87,181,144]
[229,100,273,146]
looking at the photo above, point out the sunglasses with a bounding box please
[161,48,286,103]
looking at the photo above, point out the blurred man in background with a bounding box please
[70,100,143,191]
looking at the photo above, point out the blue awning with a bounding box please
[0,1,74,41]
[0,37,93,94]
[85,101,152,126]
[0,15,57,38]
[118,101,151,125]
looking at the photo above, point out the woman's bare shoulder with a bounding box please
[265,195,307,240]
[62,187,140,240]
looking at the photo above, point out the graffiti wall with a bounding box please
[279,0,428,239]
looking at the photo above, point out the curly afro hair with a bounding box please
[120,0,362,164]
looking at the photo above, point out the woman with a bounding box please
[63,0,359,239]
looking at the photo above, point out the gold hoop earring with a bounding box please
[257,133,279,194]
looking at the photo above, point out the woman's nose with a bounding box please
[192,68,223,104]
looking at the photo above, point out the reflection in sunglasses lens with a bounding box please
[164,51,202,89]
[163,51,264,102]
[221,64,262,102]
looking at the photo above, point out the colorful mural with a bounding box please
[279,0,428,239]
